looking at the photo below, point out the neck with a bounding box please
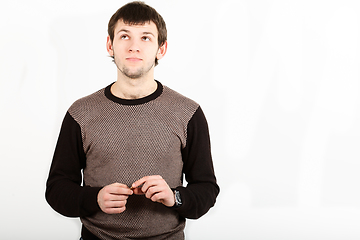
[111,73,157,100]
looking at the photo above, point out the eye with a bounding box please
[120,35,129,40]
[142,36,150,41]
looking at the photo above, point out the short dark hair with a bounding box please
[108,1,167,66]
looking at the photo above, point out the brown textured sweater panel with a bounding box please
[69,83,197,239]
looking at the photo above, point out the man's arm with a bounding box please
[175,106,220,219]
[45,112,101,217]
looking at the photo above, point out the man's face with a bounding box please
[107,20,166,79]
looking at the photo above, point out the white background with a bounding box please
[1,0,360,239]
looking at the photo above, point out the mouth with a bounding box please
[126,57,143,62]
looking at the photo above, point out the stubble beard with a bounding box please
[113,53,155,79]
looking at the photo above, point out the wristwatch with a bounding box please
[173,190,182,208]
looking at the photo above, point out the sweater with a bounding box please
[46,81,219,239]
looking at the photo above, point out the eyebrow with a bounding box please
[142,32,155,37]
[117,29,129,35]
[117,29,155,37]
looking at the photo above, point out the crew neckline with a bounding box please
[104,80,163,105]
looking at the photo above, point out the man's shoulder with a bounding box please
[161,85,199,109]
[68,87,107,117]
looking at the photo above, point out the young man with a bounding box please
[46,2,219,239]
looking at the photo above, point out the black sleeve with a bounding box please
[176,106,220,219]
[45,112,102,217]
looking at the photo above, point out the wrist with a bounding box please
[171,189,182,208]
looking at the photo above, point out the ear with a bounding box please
[106,35,114,56]
[156,41,168,60]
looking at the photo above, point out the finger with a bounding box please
[111,182,129,188]
[150,191,166,203]
[104,206,126,214]
[141,178,166,194]
[132,187,145,195]
[104,199,127,208]
[132,175,163,189]
[131,178,147,189]
[108,182,130,191]
[144,185,161,199]
[108,194,130,201]
[130,183,144,191]
[101,190,130,201]
[108,184,133,195]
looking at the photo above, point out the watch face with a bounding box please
[175,190,182,205]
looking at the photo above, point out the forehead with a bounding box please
[114,20,158,36]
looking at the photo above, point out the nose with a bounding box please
[128,39,140,53]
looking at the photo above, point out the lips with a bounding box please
[126,57,142,62]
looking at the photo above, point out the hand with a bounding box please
[131,175,175,207]
[97,183,133,214]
